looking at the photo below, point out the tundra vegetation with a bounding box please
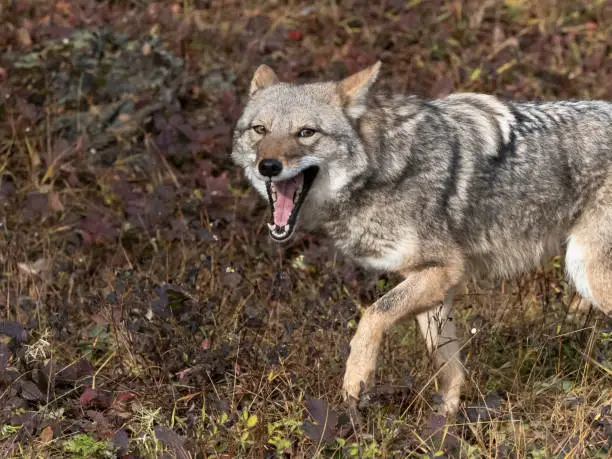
[0,1,610,457]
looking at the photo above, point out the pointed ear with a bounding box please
[337,61,381,111]
[249,64,279,96]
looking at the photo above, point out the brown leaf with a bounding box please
[86,410,110,427]
[22,192,51,222]
[16,97,40,123]
[153,426,188,459]
[111,429,130,456]
[79,387,113,409]
[56,359,93,384]
[111,391,137,410]
[0,342,11,371]
[0,321,28,343]
[20,380,46,402]
[303,397,338,442]
[39,425,53,443]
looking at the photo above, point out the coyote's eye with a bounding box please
[298,128,316,138]
[252,125,267,135]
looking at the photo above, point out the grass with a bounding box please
[0,0,611,457]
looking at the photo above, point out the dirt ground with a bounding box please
[0,1,611,457]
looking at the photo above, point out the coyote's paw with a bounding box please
[342,374,368,403]
[432,389,460,418]
[342,329,378,406]
[433,397,459,418]
[342,357,374,403]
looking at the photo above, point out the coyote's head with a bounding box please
[231,62,381,243]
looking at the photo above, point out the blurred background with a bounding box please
[0,1,610,457]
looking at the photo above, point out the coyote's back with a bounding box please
[418,95,612,279]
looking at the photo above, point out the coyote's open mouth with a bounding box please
[265,166,319,242]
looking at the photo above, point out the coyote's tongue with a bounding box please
[273,174,303,227]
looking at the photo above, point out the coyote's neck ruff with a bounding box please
[232,62,612,418]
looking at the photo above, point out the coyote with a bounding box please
[231,61,612,417]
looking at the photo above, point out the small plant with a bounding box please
[237,409,259,451]
[267,417,303,456]
[1,424,22,439]
[62,433,114,458]
[339,438,382,458]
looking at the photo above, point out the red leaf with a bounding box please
[80,387,97,406]
[114,391,137,403]
[287,30,302,41]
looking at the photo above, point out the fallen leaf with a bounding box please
[79,387,113,408]
[48,192,64,212]
[0,321,27,344]
[153,426,188,459]
[287,30,302,41]
[303,397,338,442]
[80,387,97,406]
[111,429,130,455]
[112,391,138,408]
[22,192,50,222]
[20,380,46,402]
[39,425,53,443]
[0,342,11,370]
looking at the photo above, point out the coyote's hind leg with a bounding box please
[416,294,464,416]
[566,179,612,316]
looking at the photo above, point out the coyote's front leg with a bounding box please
[342,264,464,412]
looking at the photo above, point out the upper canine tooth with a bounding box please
[293,184,302,203]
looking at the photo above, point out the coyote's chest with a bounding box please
[323,210,421,273]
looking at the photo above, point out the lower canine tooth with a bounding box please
[267,223,275,231]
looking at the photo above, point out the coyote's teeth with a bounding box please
[267,223,275,231]
[272,189,277,202]
[293,183,303,203]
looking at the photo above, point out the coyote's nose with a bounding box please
[258,158,283,177]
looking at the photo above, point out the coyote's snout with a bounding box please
[232,61,612,420]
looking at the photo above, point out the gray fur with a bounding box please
[232,63,612,415]
[233,73,612,280]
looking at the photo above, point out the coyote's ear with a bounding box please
[337,61,381,117]
[250,64,279,96]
